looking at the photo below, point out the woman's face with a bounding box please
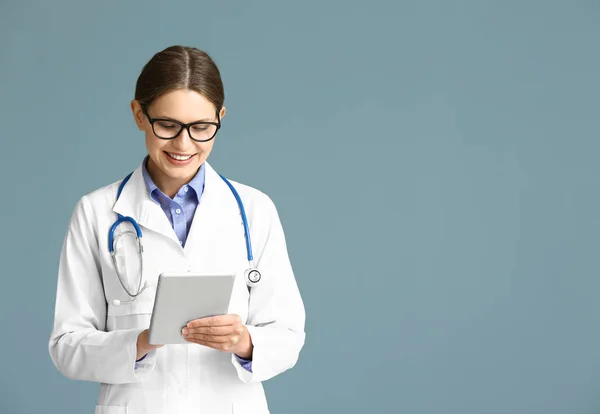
[131,89,226,197]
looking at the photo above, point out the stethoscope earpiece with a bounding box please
[111,281,148,306]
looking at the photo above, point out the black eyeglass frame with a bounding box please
[141,105,221,142]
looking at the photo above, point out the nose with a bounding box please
[172,127,193,149]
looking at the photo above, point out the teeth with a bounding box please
[167,153,193,161]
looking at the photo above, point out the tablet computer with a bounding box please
[148,272,235,345]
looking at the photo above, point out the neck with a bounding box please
[146,158,194,198]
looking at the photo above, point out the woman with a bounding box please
[48,45,306,414]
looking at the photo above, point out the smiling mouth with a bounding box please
[166,152,195,161]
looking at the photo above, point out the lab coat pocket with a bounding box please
[232,389,270,414]
[106,295,154,331]
[232,401,270,414]
[94,405,128,414]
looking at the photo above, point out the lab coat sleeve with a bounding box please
[48,196,155,384]
[231,195,306,382]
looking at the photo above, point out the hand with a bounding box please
[136,329,163,361]
[182,314,253,359]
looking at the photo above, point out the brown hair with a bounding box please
[134,45,224,111]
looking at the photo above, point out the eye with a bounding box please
[192,125,210,132]
[157,121,177,129]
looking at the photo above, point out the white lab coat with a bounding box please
[48,161,306,414]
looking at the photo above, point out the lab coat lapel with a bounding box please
[183,162,239,262]
[112,164,180,245]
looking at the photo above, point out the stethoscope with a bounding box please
[109,171,261,306]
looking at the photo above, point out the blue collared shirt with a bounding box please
[137,156,253,372]
[141,156,205,248]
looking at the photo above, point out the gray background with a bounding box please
[1,0,600,413]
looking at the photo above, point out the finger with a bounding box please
[183,333,235,343]
[187,314,241,328]
[183,325,243,336]
[184,337,240,352]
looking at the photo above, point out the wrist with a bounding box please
[136,329,158,360]
[136,334,147,360]
[235,326,253,359]
[235,346,253,359]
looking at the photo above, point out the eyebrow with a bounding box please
[154,114,215,122]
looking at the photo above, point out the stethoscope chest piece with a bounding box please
[245,268,261,287]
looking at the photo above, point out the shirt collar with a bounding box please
[141,155,205,202]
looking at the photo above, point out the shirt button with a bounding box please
[180,240,183,245]
[184,186,189,193]
[175,208,181,214]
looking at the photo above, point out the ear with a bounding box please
[219,105,227,120]
[130,100,145,131]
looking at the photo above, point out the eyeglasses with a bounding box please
[142,105,221,142]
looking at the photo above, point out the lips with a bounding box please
[166,152,194,161]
